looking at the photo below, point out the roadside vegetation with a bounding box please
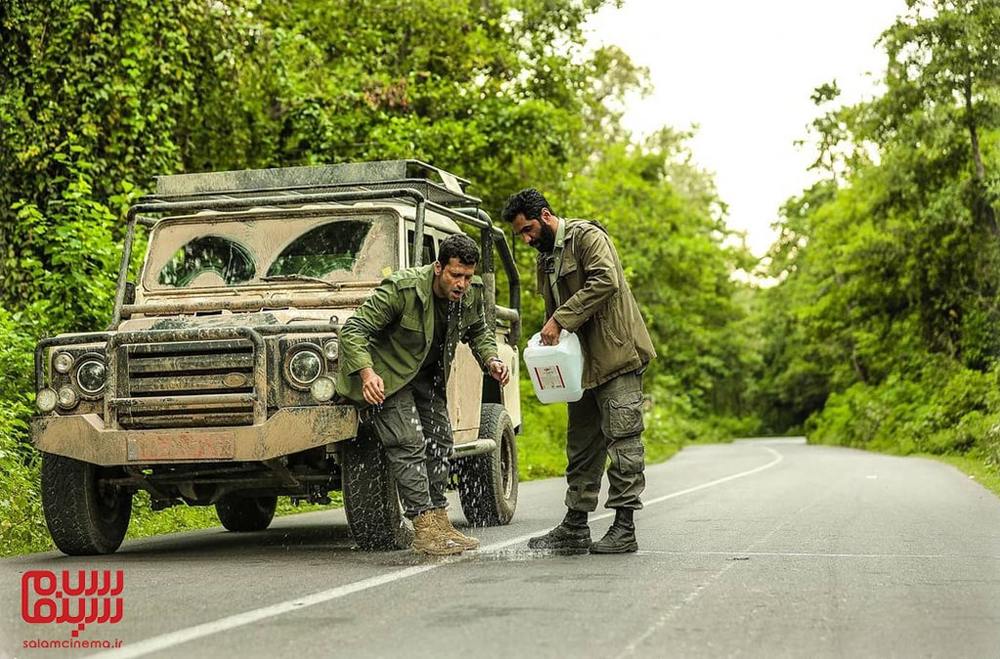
[3,0,995,557]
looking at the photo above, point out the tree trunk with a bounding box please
[963,74,997,235]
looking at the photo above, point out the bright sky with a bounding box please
[586,0,908,256]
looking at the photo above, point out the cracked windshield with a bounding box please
[149,215,396,289]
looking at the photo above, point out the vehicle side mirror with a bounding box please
[123,281,136,306]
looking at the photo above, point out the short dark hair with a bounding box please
[501,188,553,223]
[438,233,480,267]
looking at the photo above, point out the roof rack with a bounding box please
[143,160,481,207]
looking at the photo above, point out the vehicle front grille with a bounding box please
[119,339,256,429]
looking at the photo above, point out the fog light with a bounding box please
[53,352,74,374]
[323,339,339,361]
[310,376,335,402]
[36,388,58,413]
[57,387,78,409]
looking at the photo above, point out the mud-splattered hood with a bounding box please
[117,309,349,333]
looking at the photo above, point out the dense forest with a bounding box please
[0,0,996,554]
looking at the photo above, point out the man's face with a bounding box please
[433,257,477,302]
[511,210,556,253]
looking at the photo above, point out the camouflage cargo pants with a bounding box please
[364,371,453,519]
[565,369,646,511]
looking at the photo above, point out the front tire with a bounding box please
[41,453,133,555]
[215,494,277,532]
[341,433,413,550]
[458,404,519,527]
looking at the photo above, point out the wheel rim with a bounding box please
[500,428,515,500]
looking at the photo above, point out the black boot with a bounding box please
[590,509,638,554]
[527,509,591,550]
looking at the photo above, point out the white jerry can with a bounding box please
[523,330,584,403]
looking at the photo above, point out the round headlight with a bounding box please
[37,388,58,413]
[57,387,78,409]
[76,359,107,395]
[310,376,335,402]
[53,352,75,374]
[287,349,322,387]
[323,339,339,361]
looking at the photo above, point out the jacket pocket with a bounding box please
[603,392,645,438]
[397,313,425,351]
[597,307,625,347]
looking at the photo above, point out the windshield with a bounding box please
[267,220,371,278]
[158,236,256,287]
[144,212,398,291]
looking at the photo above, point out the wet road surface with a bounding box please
[3,438,1000,658]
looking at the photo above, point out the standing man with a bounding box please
[337,233,510,556]
[502,189,655,554]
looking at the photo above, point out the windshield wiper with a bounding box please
[259,274,343,290]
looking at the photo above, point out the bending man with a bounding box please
[337,233,510,555]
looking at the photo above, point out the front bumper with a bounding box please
[31,405,358,466]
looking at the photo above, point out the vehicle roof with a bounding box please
[153,200,464,234]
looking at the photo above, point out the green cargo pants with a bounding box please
[363,370,453,519]
[565,369,646,511]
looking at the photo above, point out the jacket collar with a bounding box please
[554,216,567,250]
[416,263,435,304]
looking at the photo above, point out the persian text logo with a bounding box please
[21,570,124,638]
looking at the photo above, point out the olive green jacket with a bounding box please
[336,264,499,403]
[538,219,656,389]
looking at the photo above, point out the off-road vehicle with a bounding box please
[31,160,522,555]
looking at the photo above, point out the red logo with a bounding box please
[21,570,124,637]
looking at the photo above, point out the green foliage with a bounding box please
[807,362,1000,461]
[0,308,47,556]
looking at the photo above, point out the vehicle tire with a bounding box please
[458,404,519,527]
[41,453,133,556]
[215,494,277,532]
[341,433,413,550]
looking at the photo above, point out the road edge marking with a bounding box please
[89,445,784,658]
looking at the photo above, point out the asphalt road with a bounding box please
[4,438,1000,659]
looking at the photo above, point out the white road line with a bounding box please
[90,445,784,659]
[635,550,1000,559]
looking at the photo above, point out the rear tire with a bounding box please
[215,494,277,532]
[341,433,413,550]
[458,404,519,527]
[41,453,133,555]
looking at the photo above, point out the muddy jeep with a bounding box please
[31,160,522,555]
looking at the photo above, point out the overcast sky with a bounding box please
[585,0,908,256]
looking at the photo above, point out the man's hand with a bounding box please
[488,358,510,386]
[540,317,562,346]
[360,367,385,405]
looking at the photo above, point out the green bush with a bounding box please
[807,362,1000,466]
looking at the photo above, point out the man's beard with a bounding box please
[530,221,556,253]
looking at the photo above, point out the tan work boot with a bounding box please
[411,510,464,556]
[432,508,480,550]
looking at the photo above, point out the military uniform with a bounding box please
[337,264,498,519]
[537,219,656,513]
